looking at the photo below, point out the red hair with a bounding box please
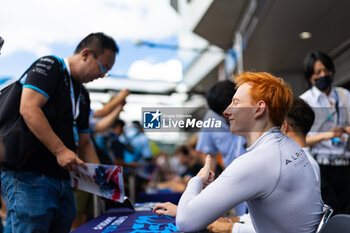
[234,72,293,126]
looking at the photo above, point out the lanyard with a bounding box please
[64,58,81,122]
[327,90,340,125]
[69,74,81,148]
[69,76,81,122]
[334,89,340,125]
[64,58,81,147]
[316,88,340,125]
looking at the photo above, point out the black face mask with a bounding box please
[314,75,332,91]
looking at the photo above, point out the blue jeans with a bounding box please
[1,171,76,233]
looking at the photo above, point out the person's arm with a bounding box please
[207,216,256,233]
[196,155,215,188]
[197,152,218,172]
[345,126,350,135]
[306,134,329,147]
[77,133,100,164]
[93,103,124,133]
[207,221,234,233]
[20,88,86,171]
[306,126,344,147]
[176,155,269,232]
[183,166,215,189]
[93,89,130,118]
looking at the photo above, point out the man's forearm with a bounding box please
[94,105,122,133]
[77,134,100,164]
[306,133,331,147]
[79,143,100,164]
[93,89,129,118]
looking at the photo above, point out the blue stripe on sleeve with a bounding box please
[79,129,91,134]
[22,84,50,99]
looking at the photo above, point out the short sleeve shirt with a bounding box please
[300,86,350,158]
[19,56,91,179]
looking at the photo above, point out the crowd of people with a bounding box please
[0,32,350,233]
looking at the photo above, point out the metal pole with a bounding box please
[234,32,244,74]
[93,194,99,218]
[128,169,136,203]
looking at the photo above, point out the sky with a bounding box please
[0,0,189,83]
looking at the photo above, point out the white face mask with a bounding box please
[126,127,139,138]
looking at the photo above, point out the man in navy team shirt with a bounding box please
[1,32,118,233]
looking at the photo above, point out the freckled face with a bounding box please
[223,83,256,135]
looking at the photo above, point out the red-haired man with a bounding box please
[175,72,323,233]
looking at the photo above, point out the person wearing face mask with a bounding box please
[300,51,350,215]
